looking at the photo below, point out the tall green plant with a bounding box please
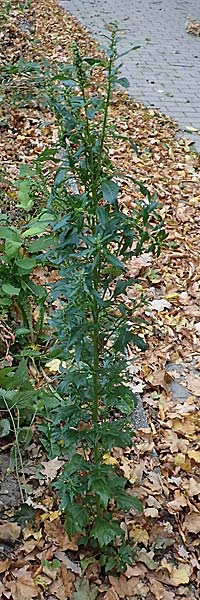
[36,26,166,571]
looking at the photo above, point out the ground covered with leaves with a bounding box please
[0,1,200,599]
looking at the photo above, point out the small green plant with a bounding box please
[0,359,38,501]
[36,25,166,571]
[0,222,47,342]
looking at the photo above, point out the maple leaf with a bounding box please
[6,575,38,600]
[170,564,191,586]
[40,457,64,481]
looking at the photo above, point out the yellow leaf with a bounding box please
[41,510,61,522]
[23,526,42,541]
[187,449,200,463]
[129,525,149,546]
[102,453,119,466]
[171,564,191,586]
[45,359,67,373]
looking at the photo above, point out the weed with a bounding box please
[34,25,166,571]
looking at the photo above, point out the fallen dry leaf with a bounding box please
[0,559,10,573]
[183,512,200,533]
[187,449,200,463]
[49,578,68,600]
[55,551,81,575]
[40,457,64,481]
[170,563,191,586]
[45,358,67,373]
[0,522,21,546]
[104,589,119,600]
[185,373,200,396]
[44,519,78,551]
[60,565,73,598]
[149,299,172,312]
[148,578,165,600]
[6,575,38,600]
[129,525,149,546]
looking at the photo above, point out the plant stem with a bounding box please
[3,398,27,503]
[97,28,117,179]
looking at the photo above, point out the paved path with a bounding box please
[60,0,200,151]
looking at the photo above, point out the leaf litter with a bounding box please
[0,0,200,599]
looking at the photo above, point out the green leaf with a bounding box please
[54,168,66,188]
[0,418,10,437]
[17,180,33,211]
[116,77,130,88]
[28,235,54,253]
[101,179,119,205]
[13,503,35,528]
[0,226,21,243]
[22,278,46,298]
[131,334,147,351]
[129,140,140,156]
[2,283,20,296]
[116,489,143,512]
[84,57,106,66]
[64,504,90,537]
[88,476,110,508]
[91,517,121,547]
[36,147,58,163]
[22,223,48,237]
[41,559,61,572]
[73,578,98,600]
[5,240,21,259]
[15,258,36,273]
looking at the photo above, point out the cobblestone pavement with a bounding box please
[60,0,200,151]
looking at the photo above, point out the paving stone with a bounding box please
[59,0,200,151]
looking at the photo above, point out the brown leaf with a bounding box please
[104,589,119,600]
[149,579,165,600]
[6,575,38,600]
[44,519,78,550]
[60,565,73,598]
[40,457,64,481]
[185,373,200,396]
[167,492,188,513]
[184,477,200,497]
[183,512,200,533]
[55,551,81,575]
[0,559,10,573]
[109,575,146,598]
[0,522,21,546]
[49,578,67,600]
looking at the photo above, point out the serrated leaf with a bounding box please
[91,517,121,547]
[116,489,143,512]
[88,476,111,507]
